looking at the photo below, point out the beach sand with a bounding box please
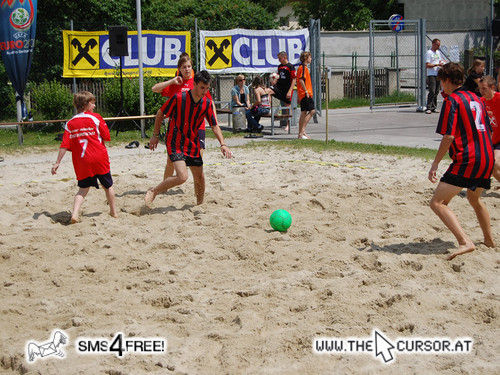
[0,144,498,374]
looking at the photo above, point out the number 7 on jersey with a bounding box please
[79,139,88,158]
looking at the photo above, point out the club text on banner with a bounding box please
[200,28,309,74]
[62,30,191,78]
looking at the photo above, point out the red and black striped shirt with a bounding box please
[436,89,494,179]
[161,90,217,158]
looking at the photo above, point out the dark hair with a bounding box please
[437,62,464,86]
[431,39,440,44]
[277,51,287,58]
[252,76,264,88]
[194,70,211,85]
[73,91,95,112]
[480,75,497,87]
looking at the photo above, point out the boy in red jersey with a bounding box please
[51,91,117,223]
[428,63,495,260]
[145,71,232,206]
[478,75,500,182]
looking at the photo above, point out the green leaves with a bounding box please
[0,64,16,120]
[102,74,165,117]
[143,0,277,31]
[31,80,73,122]
[291,0,402,30]
[29,0,277,83]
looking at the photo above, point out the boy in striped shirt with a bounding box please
[145,71,232,206]
[429,63,495,260]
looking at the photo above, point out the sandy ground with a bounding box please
[0,144,498,375]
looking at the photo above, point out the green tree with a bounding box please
[0,63,16,120]
[31,0,136,82]
[291,0,402,31]
[143,0,277,69]
[249,0,287,16]
[29,0,276,83]
[143,0,277,31]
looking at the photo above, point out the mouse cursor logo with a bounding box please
[374,330,395,363]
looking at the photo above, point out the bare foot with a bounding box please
[447,241,475,261]
[145,188,156,206]
[70,217,79,224]
[284,125,289,133]
[484,239,495,248]
[110,211,118,218]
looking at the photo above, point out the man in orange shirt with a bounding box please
[296,51,315,139]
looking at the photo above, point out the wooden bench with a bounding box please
[215,102,294,135]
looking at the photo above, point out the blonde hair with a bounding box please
[73,91,95,113]
[235,74,245,83]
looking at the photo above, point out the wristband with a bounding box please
[220,144,226,147]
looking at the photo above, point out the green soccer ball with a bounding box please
[270,209,292,232]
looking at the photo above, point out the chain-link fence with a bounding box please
[321,16,492,107]
[369,20,420,107]
[211,74,287,108]
[426,18,490,72]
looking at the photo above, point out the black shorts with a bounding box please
[78,172,113,189]
[169,153,203,167]
[300,97,315,112]
[440,171,491,191]
[198,129,206,149]
[494,143,500,150]
[270,86,291,104]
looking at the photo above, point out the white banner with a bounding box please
[200,28,309,74]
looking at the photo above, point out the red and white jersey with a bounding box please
[482,92,500,145]
[161,76,194,98]
[60,111,111,181]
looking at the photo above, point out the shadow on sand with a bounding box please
[116,188,185,198]
[33,211,72,225]
[359,238,455,256]
[137,203,195,216]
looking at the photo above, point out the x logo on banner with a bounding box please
[71,38,97,66]
[206,39,230,66]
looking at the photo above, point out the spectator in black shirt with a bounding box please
[270,51,296,131]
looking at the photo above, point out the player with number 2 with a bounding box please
[428,63,495,260]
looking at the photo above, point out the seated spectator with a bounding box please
[230,75,250,109]
[246,76,272,132]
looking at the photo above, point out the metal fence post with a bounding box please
[369,20,374,110]
[309,18,321,118]
[195,18,199,70]
[417,18,427,112]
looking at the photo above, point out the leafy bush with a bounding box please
[0,64,17,121]
[103,74,166,115]
[31,80,73,120]
[102,74,165,130]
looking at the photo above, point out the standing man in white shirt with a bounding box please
[425,39,445,114]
